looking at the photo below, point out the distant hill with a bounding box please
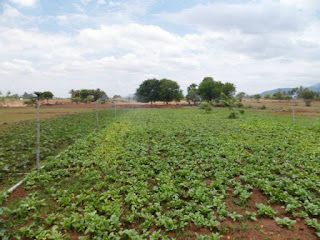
[309,83,320,92]
[260,88,293,97]
[260,83,320,97]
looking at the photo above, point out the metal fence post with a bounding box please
[36,98,40,171]
[292,100,295,124]
[96,101,100,129]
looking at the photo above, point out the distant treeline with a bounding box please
[135,77,236,104]
[69,89,107,103]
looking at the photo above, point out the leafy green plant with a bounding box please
[199,103,213,113]
[245,211,257,221]
[196,233,221,240]
[256,204,277,218]
[275,217,296,229]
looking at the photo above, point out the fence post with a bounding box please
[96,101,100,129]
[292,100,295,124]
[36,98,40,171]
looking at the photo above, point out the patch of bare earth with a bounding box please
[6,185,29,204]
[68,233,86,240]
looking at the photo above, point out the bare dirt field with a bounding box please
[242,98,320,117]
[1,98,319,125]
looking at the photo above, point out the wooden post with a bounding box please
[36,98,40,171]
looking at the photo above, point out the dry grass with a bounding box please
[242,98,320,117]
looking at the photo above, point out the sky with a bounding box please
[0,0,320,98]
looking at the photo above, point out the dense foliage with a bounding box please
[1,109,319,239]
[135,79,183,104]
[135,79,161,103]
[70,89,107,102]
[197,77,235,101]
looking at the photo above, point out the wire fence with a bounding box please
[0,101,124,192]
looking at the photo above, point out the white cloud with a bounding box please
[0,59,35,74]
[280,0,320,9]
[162,1,309,34]
[9,0,37,7]
[0,1,320,97]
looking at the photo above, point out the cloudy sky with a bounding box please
[0,0,320,97]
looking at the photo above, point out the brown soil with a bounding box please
[69,233,86,240]
[6,185,29,204]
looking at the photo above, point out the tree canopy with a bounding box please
[159,79,183,104]
[186,83,201,104]
[135,78,183,104]
[70,89,107,102]
[198,77,235,101]
[135,79,161,103]
[236,92,246,102]
[42,91,54,102]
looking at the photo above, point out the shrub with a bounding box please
[305,99,312,107]
[228,112,237,119]
[264,93,271,99]
[24,99,36,106]
[239,109,245,114]
[261,105,267,110]
[83,95,95,103]
[71,97,82,104]
[199,103,213,113]
[236,102,243,108]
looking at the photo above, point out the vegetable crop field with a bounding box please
[1,109,320,239]
[0,109,121,190]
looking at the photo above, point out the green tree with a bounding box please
[70,89,107,102]
[221,93,243,118]
[186,83,201,105]
[93,88,107,101]
[42,91,54,103]
[272,91,284,100]
[135,79,161,104]
[71,97,82,104]
[222,83,236,98]
[236,92,246,102]
[301,89,316,100]
[198,77,235,101]
[301,89,316,106]
[159,79,183,104]
[264,93,271,99]
[113,95,122,99]
[83,95,95,103]
[22,92,34,99]
[253,94,261,102]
